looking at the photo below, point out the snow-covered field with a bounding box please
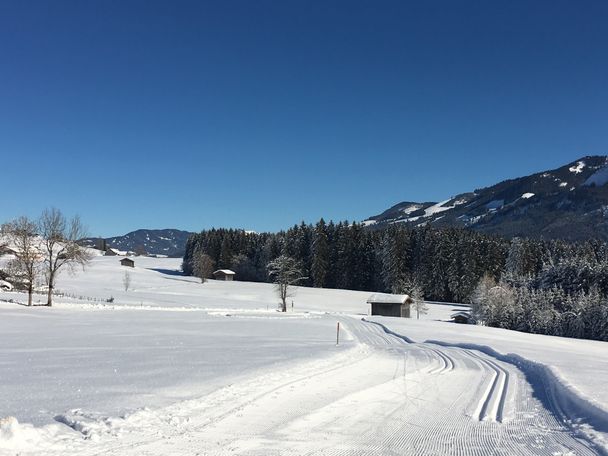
[1,256,607,455]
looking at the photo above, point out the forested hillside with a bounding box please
[184,222,608,340]
[365,156,608,241]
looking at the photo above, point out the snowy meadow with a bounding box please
[0,256,607,455]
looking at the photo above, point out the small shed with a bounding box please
[120,258,135,268]
[213,269,235,281]
[451,311,472,324]
[367,293,413,318]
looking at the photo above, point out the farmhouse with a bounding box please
[367,294,413,318]
[213,269,236,281]
[120,258,135,268]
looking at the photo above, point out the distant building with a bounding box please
[213,269,236,281]
[120,258,135,268]
[451,311,473,324]
[367,294,413,318]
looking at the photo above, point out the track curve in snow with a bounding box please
[11,315,604,456]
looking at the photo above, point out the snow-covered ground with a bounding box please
[0,256,607,455]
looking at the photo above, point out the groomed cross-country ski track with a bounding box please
[20,315,604,456]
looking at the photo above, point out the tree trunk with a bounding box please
[280,284,287,312]
[28,284,33,307]
[47,280,53,307]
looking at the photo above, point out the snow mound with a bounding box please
[584,166,608,187]
[0,417,19,441]
[0,416,66,451]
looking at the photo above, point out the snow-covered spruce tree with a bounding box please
[470,274,496,325]
[1,216,41,306]
[506,237,544,280]
[218,237,233,269]
[311,219,329,288]
[379,227,410,294]
[39,208,92,307]
[231,253,257,282]
[267,255,306,312]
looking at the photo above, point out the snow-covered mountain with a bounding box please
[364,156,608,241]
[82,229,193,257]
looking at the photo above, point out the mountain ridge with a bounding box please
[363,155,608,241]
[82,228,194,257]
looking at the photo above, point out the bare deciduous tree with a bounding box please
[123,270,131,292]
[267,255,306,312]
[39,208,92,306]
[192,251,215,283]
[1,216,41,306]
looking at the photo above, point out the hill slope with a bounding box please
[364,155,608,241]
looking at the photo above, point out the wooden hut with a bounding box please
[451,311,472,324]
[213,269,236,281]
[120,258,135,268]
[367,294,413,318]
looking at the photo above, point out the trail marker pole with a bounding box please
[336,322,340,345]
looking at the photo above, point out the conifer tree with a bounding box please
[311,219,329,288]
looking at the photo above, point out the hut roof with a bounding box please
[451,311,471,319]
[214,269,235,275]
[367,293,411,304]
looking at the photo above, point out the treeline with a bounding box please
[472,237,608,341]
[182,221,508,302]
[183,221,608,341]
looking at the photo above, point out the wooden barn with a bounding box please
[451,311,472,324]
[120,258,135,268]
[367,294,413,318]
[213,269,236,281]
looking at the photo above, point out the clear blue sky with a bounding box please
[1,0,607,236]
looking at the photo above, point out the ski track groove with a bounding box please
[26,316,602,456]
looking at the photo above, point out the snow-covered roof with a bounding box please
[107,248,128,255]
[451,311,471,319]
[367,293,411,304]
[214,269,235,275]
